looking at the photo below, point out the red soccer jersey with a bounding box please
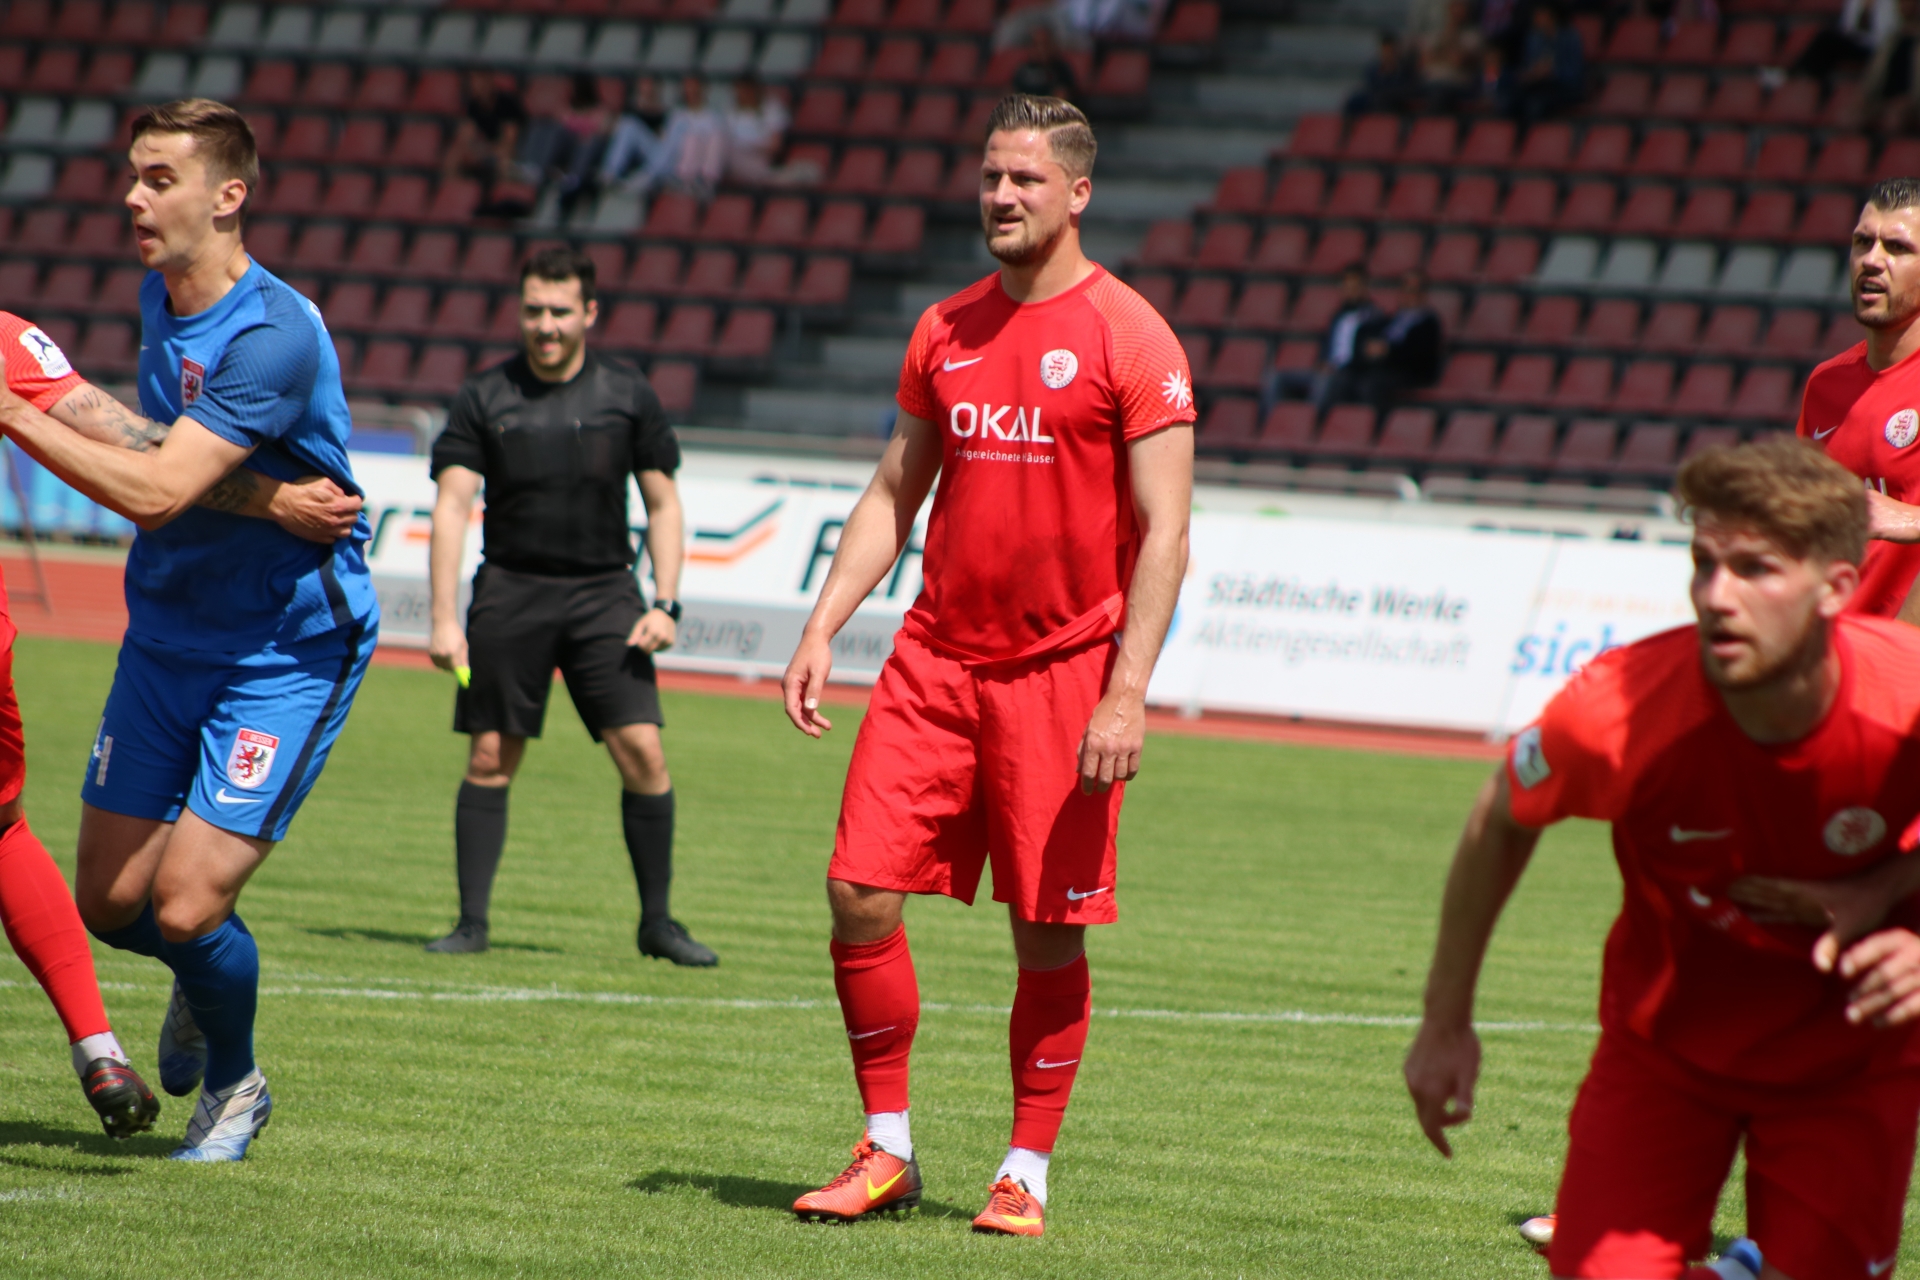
[894,266,1195,664]
[1506,618,1920,1084]
[0,312,83,414]
[1799,342,1920,617]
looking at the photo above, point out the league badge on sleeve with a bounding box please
[1511,725,1550,789]
[19,327,72,379]
[180,357,205,407]
[225,728,280,790]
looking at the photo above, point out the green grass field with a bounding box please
[0,634,1863,1277]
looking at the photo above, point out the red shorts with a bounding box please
[1550,1031,1920,1280]
[830,629,1123,925]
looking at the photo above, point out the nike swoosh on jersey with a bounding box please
[1870,1254,1898,1276]
[1065,886,1109,901]
[1813,425,1839,440]
[867,1168,907,1200]
[847,1026,897,1041]
[1034,1058,1079,1069]
[942,356,984,371]
[1669,826,1732,843]
[214,788,263,805]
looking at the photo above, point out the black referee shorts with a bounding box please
[455,564,663,742]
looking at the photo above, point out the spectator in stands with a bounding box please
[445,71,528,189]
[1475,0,1528,60]
[1355,272,1444,412]
[600,77,671,191]
[548,73,616,220]
[724,76,821,187]
[1260,267,1382,418]
[634,78,729,200]
[1412,0,1484,111]
[1860,0,1920,133]
[1011,25,1081,102]
[1499,3,1585,123]
[1345,31,1418,115]
[1771,0,1898,87]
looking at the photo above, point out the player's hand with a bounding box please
[1730,871,1902,974]
[628,608,676,653]
[782,631,835,738]
[267,473,362,543]
[428,620,469,675]
[1404,1020,1480,1158]
[1865,488,1920,544]
[1838,928,1920,1027]
[1078,689,1145,794]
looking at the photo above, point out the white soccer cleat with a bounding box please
[169,1069,272,1162]
[156,980,207,1098]
[1518,1214,1556,1251]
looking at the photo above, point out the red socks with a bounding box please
[1009,953,1091,1152]
[0,818,109,1043]
[831,925,919,1114]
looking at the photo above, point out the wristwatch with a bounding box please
[651,598,683,622]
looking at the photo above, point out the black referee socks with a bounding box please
[622,789,675,926]
[454,781,510,927]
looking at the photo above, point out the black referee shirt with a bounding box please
[431,352,681,577]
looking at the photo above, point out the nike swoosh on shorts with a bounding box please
[214,788,263,805]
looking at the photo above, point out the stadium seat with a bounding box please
[1174,278,1232,329]
[869,37,923,82]
[1572,124,1632,174]
[682,249,738,298]
[461,235,518,288]
[869,205,925,258]
[374,285,434,338]
[1764,79,1821,128]
[1579,298,1642,350]
[1457,119,1515,167]
[629,245,685,295]
[1493,415,1556,471]
[1595,240,1658,290]
[1307,228,1367,276]
[845,89,904,136]
[811,34,868,79]
[290,224,348,274]
[321,173,377,219]
[1638,302,1699,353]
[1286,113,1342,161]
[1651,72,1708,119]
[349,228,404,275]
[1195,222,1253,270]
[1691,131,1749,181]
[712,308,776,365]
[1674,187,1736,239]
[1205,338,1267,392]
[107,0,160,43]
[649,361,698,416]
[428,289,494,342]
[1796,193,1858,245]
[401,231,461,280]
[1527,295,1581,347]
[697,195,756,243]
[1323,171,1384,220]
[66,212,122,261]
[1429,410,1498,469]
[1590,70,1651,117]
[1879,138,1920,181]
[889,149,946,199]
[1130,274,1175,316]
[1437,174,1499,226]
[657,304,717,356]
[1343,114,1400,163]
[1430,352,1496,401]
[1612,422,1680,479]
[601,301,659,351]
[1258,403,1317,456]
[1811,135,1871,187]
[1717,245,1779,295]
[79,319,138,377]
[1720,19,1776,65]
[1382,172,1441,223]
[1557,181,1618,233]
[1400,117,1455,165]
[409,344,469,398]
[1702,77,1762,126]
[1820,311,1864,356]
[1553,356,1614,411]
[386,122,443,171]
[833,146,889,195]
[39,264,96,312]
[1199,399,1259,447]
[1285,283,1342,334]
[902,93,958,142]
[303,63,355,111]
[1614,360,1675,415]
[1253,225,1309,274]
[1605,14,1661,60]
[1754,134,1811,184]
[1729,367,1797,421]
[1695,305,1761,357]
[245,220,292,267]
[1631,129,1691,179]
[645,192,701,239]
[1208,166,1266,215]
[1498,178,1558,230]
[1681,425,1741,461]
[1370,407,1436,465]
[1135,219,1193,268]
[1672,364,1734,418]
[1265,167,1325,218]
[1654,243,1717,293]
[1552,420,1618,476]
[354,340,414,394]
[1611,184,1674,237]
[1461,291,1521,345]
[1482,235,1541,284]
[322,281,376,332]
[1513,123,1573,171]
[1368,230,1424,279]
[1492,354,1554,407]
[736,253,794,303]
[1426,232,1482,283]
[1305,405,1375,458]
[1230,281,1289,331]
[923,41,979,86]
[1776,248,1839,300]
[93,267,143,318]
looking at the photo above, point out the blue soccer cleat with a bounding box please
[1713,1238,1764,1280]
[169,1070,271,1162]
[156,981,207,1098]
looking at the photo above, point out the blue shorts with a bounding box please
[82,624,373,842]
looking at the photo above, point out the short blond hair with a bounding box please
[130,98,258,213]
[1675,435,1867,565]
[984,93,1097,179]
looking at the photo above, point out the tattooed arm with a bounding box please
[48,382,361,542]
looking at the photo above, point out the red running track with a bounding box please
[0,552,1502,763]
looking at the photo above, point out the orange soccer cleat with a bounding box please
[971,1175,1045,1237]
[792,1137,923,1222]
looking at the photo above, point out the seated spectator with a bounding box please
[444,70,528,188]
[1346,31,1417,115]
[725,75,821,187]
[1413,0,1484,111]
[600,77,671,189]
[1261,267,1382,418]
[547,72,615,219]
[1011,25,1081,101]
[631,77,729,199]
[1499,3,1585,124]
[1354,272,1444,412]
[1057,0,1166,43]
[1775,0,1895,85]
[1860,0,1920,132]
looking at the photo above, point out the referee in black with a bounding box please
[423,246,716,966]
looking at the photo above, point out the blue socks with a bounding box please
[167,915,258,1092]
[93,905,259,1092]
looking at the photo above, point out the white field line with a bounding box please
[0,1187,81,1204]
[0,976,1599,1035]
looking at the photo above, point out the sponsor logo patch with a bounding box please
[1511,725,1550,789]
[1039,348,1078,389]
[18,327,72,380]
[180,357,205,407]
[1888,409,1920,449]
[1161,369,1192,411]
[225,728,280,790]
[1824,807,1887,856]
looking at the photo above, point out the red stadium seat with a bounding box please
[1641,302,1700,353]
[290,223,348,273]
[280,117,334,164]
[656,305,717,357]
[869,205,925,258]
[303,63,356,110]
[1130,274,1175,316]
[1400,118,1456,165]
[1368,230,1424,279]
[107,0,158,42]
[93,267,144,318]
[628,246,684,295]
[374,285,434,337]
[39,264,96,311]
[53,156,111,206]
[1699,305,1763,356]
[1269,338,1318,373]
[16,209,70,256]
[1528,295,1581,346]
[1552,420,1618,476]
[79,319,138,378]
[1343,114,1400,163]
[1809,136,1869,188]
[1135,220,1193,268]
[1383,172,1441,222]
[1371,407,1437,464]
[810,202,868,252]
[1553,356,1614,411]
[1579,298,1642,350]
[1497,178,1558,230]
[1457,120,1516,167]
[793,87,847,135]
[369,174,429,225]
[1878,138,1920,181]
[1204,338,1267,392]
[1437,174,1499,225]
[1720,19,1776,65]
[158,0,206,43]
[944,0,995,32]
[1229,281,1289,331]
[833,146,889,195]
[753,198,811,248]
[1674,187,1736,238]
[1426,232,1482,283]
[713,308,776,364]
[1651,72,1708,119]
[923,41,979,86]
[1557,180,1618,233]
[386,122,442,171]
[845,89,905,137]
[1091,49,1152,99]
[26,47,80,94]
[1753,133,1811,183]
[1209,166,1266,214]
[868,37,923,82]
[1631,128,1691,179]
[401,230,460,280]
[461,235,517,287]
[66,211,122,261]
[1614,360,1675,415]
[1729,367,1796,421]
[1199,399,1259,447]
[1265,168,1325,218]
[601,301,659,352]
[335,120,388,167]
[648,361,697,415]
[409,345,469,397]
[1158,0,1220,45]
[812,35,869,80]
[682,249,738,298]
[645,192,700,239]
[1285,284,1343,334]
[1493,354,1555,407]
[1605,16,1661,60]
[1681,426,1740,461]
[1431,353,1497,401]
[902,93,958,142]
[322,281,376,332]
[1461,291,1521,344]
[1796,192,1859,244]
[890,0,942,27]
[1820,311,1864,356]
[1666,21,1719,63]
[1733,191,1795,240]
[1702,78,1764,126]
[1615,185,1675,236]
[354,340,413,393]
[1259,403,1317,455]
[1323,171,1383,220]
[321,172,376,218]
[1178,334,1211,382]
[428,289,494,342]
[424,178,480,224]
[355,66,409,113]
[736,253,794,303]
[1672,364,1734,418]
[1691,131,1749,182]
[1305,405,1376,457]
[1194,222,1253,270]
[1287,113,1342,161]
[1590,70,1652,118]
[1493,415,1556,471]
[1429,411,1498,468]
[1481,235,1540,284]
[890,149,946,199]
[1763,79,1822,128]
[1307,228,1367,276]
[82,51,135,98]
[1512,123,1573,171]
[349,227,404,275]
[1613,423,1679,479]
[1571,125,1632,174]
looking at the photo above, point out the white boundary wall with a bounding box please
[352,447,1693,738]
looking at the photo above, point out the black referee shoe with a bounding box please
[639,918,718,967]
[425,919,489,954]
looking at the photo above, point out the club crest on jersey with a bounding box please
[1887,410,1920,449]
[18,327,72,379]
[1510,725,1550,789]
[1040,349,1078,390]
[225,728,280,790]
[1824,807,1886,856]
[180,357,206,407]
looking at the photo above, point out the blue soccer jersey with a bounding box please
[134,261,376,649]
